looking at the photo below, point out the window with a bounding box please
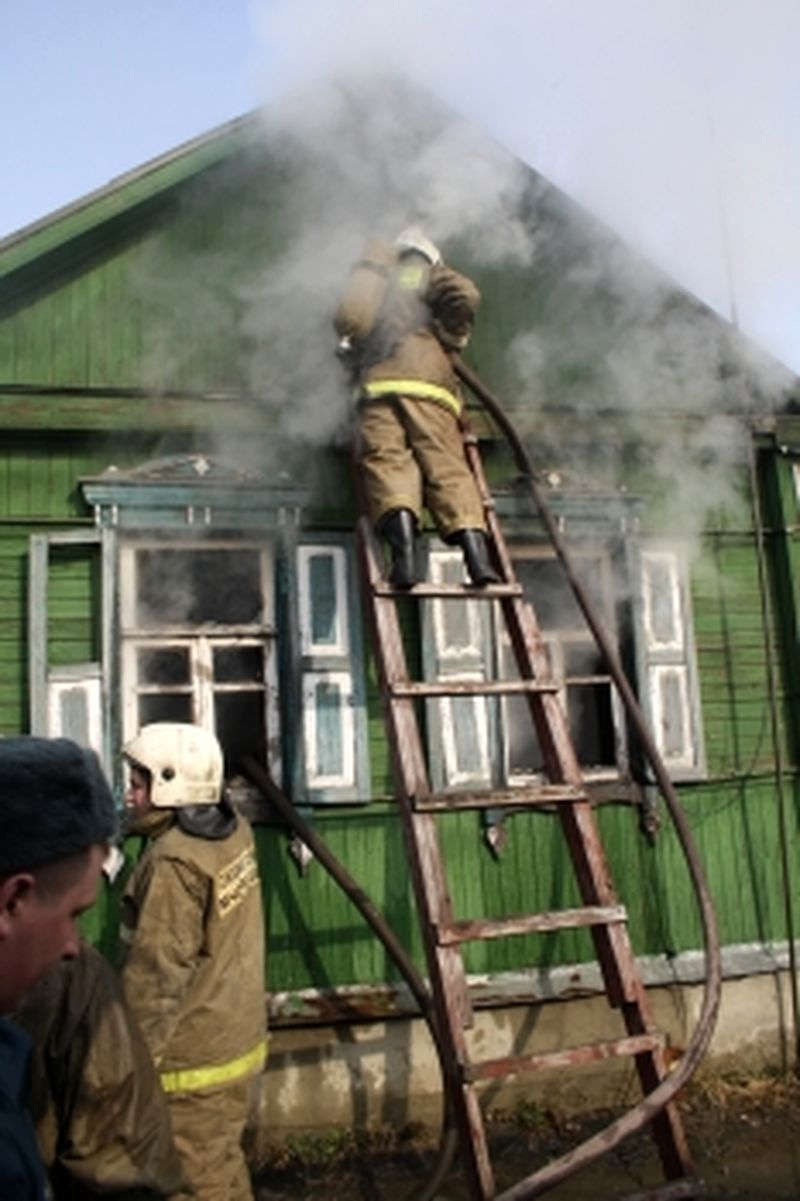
[78,456,366,806]
[120,541,279,782]
[425,536,703,790]
[498,548,622,784]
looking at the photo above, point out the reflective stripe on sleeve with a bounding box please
[363,378,462,416]
[159,1037,268,1095]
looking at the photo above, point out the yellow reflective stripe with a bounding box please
[363,379,462,416]
[159,1038,268,1095]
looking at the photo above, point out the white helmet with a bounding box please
[394,225,442,266]
[123,723,223,808]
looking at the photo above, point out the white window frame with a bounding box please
[119,539,280,779]
[498,545,623,785]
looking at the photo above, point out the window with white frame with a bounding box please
[499,547,623,784]
[425,537,703,789]
[120,541,279,781]
[79,456,372,805]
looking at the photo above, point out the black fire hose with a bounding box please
[455,357,722,1197]
[241,757,458,1201]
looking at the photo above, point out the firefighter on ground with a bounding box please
[120,723,266,1201]
[335,225,500,588]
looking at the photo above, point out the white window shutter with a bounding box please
[639,546,705,778]
[297,542,368,802]
[423,546,495,789]
[28,531,111,776]
[47,665,104,757]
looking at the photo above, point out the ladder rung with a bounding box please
[413,784,587,812]
[373,581,520,598]
[436,904,628,946]
[464,1031,664,1082]
[390,678,559,699]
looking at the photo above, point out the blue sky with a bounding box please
[4,0,800,376]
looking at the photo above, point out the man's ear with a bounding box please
[0,873,35,938]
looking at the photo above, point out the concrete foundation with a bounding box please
[258,950,797,1137]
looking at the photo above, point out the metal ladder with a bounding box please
[354,420,702,1201]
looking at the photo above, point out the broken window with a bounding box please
[423,536,704,791]
[500,548,621,783]
[120,542,277,781]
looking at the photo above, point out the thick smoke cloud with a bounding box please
[138,6,796,553]
[236,74,534,446]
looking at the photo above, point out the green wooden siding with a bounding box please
[3,123,799,1006]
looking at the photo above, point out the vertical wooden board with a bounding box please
[46,545,98,666]
[0,533,28,733]
[651,781,791,953]
[7,450,32,518]
[86,261,106,384]
[383,806,425,977]
[341,811,390,984]
[0,446,9,518]
[9,304,32,381]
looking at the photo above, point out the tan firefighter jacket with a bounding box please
[120,806,267,1097]
[335,238,481,417]
[14,940,186,1199]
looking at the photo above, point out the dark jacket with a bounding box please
[0,1015,48,1201]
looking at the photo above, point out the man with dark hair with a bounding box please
[0,736,117,1201]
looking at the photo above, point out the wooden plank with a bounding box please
[390,678,559,698]
[436,905,628,946]
[372,580,522,598]
[414,783,586,812]
[464,1031,663,1082]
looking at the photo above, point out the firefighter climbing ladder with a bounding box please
[355,418,703,1200]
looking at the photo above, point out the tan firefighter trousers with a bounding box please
[357,393,486,537]
[167,1076,254,1201]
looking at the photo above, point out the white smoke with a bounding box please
[235,73,535,449]
[135,8,797,548]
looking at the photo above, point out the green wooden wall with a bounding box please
[2,132,799,1004]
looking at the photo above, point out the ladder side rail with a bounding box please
[356,517,497,1199]
[499,560,693,1177]
[462,402,695,1187]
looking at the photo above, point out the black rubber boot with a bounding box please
[380,509,418,589]
[454,529,501,586]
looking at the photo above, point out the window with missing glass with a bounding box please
[499,548,623,782]
[120,542,278,781]
[423,535,703,791]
